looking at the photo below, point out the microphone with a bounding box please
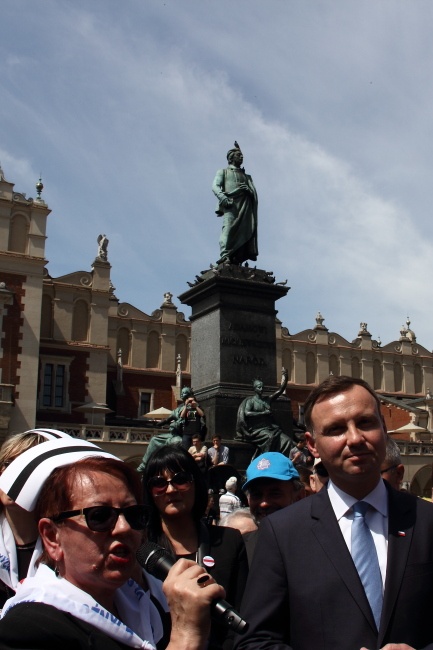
[136,541,248,634]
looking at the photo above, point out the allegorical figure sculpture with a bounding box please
[137,386,206,471]
[212,141,258,265]
[97,233,109,261]
[236,368,295,458]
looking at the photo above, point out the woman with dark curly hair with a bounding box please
[143,445,248,650]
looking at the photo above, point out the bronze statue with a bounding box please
[236,369,294,458]
[212,141,258,265]
[137,387,206,471]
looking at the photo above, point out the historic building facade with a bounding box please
[1,166,433,470]
[278,313,433,433]
[0,167,50,435]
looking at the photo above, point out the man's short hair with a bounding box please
[212,435,221,441]
[219,507,254,528]
[383,437,402,466]
[304,375,382,435]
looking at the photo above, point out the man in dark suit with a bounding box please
[235,376,433,650]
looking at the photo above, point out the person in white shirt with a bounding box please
[188,434,209,475]
[218,477,241,519]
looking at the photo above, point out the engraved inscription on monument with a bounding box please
[221,320,273,367]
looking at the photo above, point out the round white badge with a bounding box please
[203,555,215,568]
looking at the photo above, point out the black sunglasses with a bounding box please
[51,505,148,532]
[147,471,194,495]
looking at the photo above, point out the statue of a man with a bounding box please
[137,387,206,471]
[236,369,294,458]
[212,142,258,265]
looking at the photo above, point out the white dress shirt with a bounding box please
[327,478,388,590]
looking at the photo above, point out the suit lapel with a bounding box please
[378,486,415,645]
[310,489,377,633]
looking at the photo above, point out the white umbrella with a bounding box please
[74,401,114,424]
[390,422,428,434]
[142,406,172,420]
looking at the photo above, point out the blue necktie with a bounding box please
[351,501,383,630]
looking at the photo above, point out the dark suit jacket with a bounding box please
[235,483,433,650]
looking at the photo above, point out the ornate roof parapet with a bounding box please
[314,312,328,331]
[161,292,176,309]
[397,317,417,355]
[35,176,45,203]
[355,322,373,350]
[399,326,409,342]
[358,322,371,337]
[160,292,178,324]
[405,317,416,343]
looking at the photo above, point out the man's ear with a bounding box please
[38,518,63,563]
[396,464,405,487]
[305,432,320,458]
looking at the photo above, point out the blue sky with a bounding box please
[2,1,433,348]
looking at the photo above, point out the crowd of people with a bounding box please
[0,375,430,650]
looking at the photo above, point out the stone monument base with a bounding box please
[179,262,294,444]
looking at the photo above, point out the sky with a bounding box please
[1,0,433,349]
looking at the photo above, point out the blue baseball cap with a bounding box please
[243,452,299,490]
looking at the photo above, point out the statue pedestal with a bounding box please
[179,264,292,441]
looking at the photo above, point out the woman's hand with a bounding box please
[164,559,225,650]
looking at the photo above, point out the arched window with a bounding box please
[147,331,160,369]
[410,464,432,498]
[9,214,28,253]
[394,361,403,392]
[306,352,316,384]
[351,357,360,379]
[72,300,89,342]
[175,334,189,372]
[414,363,423,394]
[373,359,382,390]
[282,349,292,381]
[117,327,130,366]
[41,294,53,339]
[329,354,339,377]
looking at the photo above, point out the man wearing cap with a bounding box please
[242,452,302,563]
[212,142,258,265]
[235,376,433,650]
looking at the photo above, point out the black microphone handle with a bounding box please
[136,541,248,634]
